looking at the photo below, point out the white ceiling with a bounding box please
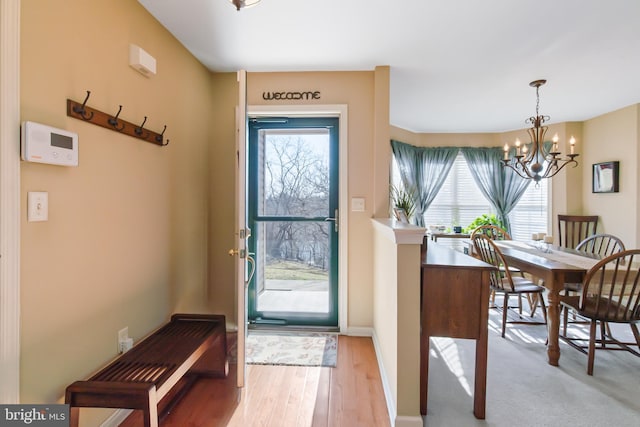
[138,0,640,133]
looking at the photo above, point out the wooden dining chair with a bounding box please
[559,249,640,375]
[576,233,625,257]
[470,225,545,316]
[557,214,598,249]
[564,233,626,293]
[471,225,523,308]
[472,234,547,338]
[563,234,626,328]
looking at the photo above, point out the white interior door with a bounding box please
[234,70,249,388]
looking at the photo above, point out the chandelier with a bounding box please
[502,79,579,182]
[229,0,261,11]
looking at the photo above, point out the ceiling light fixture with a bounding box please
[229,0,261,11]
[502,79,579,183]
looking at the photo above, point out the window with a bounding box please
[508,179,548,241]
[422,153,492,230]
[391,151,548,242]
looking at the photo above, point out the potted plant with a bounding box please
[390,185,416,223]
[463,213,505,233]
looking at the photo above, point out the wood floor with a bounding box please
[120,335,390,427]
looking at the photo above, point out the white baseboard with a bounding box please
[371,331,424,427]
[371,330,397,426]
[100,409,132,427]
[394,415,424,427]
[344,326,373,336]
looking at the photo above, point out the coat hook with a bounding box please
[134,116,148,138]
[108,105,125,131]
[155,125,169,146]
[72,90,94,120]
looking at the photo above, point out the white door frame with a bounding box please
[0,0,22,403]
[247,104,348,333]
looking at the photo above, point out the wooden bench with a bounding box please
[65,313,228,427]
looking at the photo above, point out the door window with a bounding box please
[248,117,339,327]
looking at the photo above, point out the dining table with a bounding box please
[491,240,603,366]
[427,231,471,242]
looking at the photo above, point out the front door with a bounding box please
[247,117,339,328]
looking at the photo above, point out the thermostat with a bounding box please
[21,121,78,166]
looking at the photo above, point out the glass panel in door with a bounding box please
[248,117,339,327]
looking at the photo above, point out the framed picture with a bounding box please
[393,208,409,223]
[592,161,619,193]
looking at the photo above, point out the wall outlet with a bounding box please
[117,327,128,353]
[119,338,133,353]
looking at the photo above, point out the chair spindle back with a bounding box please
[580,249,640,323]
[558,214,598,249]
[472,234,514,292]
[576,233,625,258]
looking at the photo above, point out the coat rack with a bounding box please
[66,91,169,146]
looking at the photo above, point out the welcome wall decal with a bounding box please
[262,91,321,101]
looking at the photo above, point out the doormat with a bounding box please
[246,331,337,367]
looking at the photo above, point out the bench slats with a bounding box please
[94,361,173,383]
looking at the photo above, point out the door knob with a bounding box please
[324,208,339,232]
[228,248,247,258]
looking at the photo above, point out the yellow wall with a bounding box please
[582,104,639,247]
[371,220,422,422]
[373,224,399,405]
[373,66,392,217]
[247,71,377,327]
[20,1,216,424]
[395,243,421,417]
[391,127,501,148]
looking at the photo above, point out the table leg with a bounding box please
[420,334,429,416]
[473,328,487,419]
[473,270,490,419]
[545,273,563,366]
[68,407,79,427]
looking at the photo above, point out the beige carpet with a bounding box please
[424,295,640,426]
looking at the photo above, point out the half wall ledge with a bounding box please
[371,218,426,245]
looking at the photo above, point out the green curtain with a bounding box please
[391,140,458,226]
[460,146,532,234]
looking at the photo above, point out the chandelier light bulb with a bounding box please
[552,134,559,152]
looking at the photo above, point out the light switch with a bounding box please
[351,197,365,212]
[27,191,48,222]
